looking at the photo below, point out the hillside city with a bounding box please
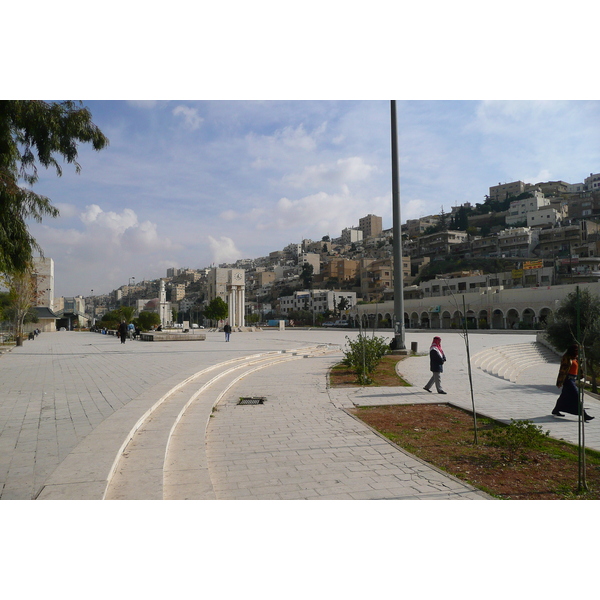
[42,170,600,330]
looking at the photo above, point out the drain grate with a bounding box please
[238,396,266,405]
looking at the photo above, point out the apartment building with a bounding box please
[497,227,539,257]
[489,180,526,202]
[340,227,363,245]
[405,216,439,237]
[584,172,600,192]
[321,258,360,282]
[527,205,566,228]
[416,230,469,258]
[566,191,600,220]
[279,289,357,315]
[300,252,321,275]
[505,190,549,226]
[537,221,600,257]
[358,214,383,239]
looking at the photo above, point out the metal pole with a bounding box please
[391,100,405,349]
[463,295,478,444]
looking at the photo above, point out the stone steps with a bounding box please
[472,341,560,384]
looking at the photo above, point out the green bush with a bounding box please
[342,334,390,385]
[483,419,549,462]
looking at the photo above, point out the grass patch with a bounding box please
[352,403,600,499]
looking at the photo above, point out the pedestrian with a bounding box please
[118,320,128,344]
[128,322,135,340]
[223,322,231,342]
[423,336,447,394]
[552,344,594,422]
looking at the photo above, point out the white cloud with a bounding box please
[208,235,242,264]
[247,123,327,169]
[80,204,138,236]
[54,202,79,219]
[280,156,377,189]
[172,105,204,130]
[220,210,238,221]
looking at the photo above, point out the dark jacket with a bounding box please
[429,348,446,372]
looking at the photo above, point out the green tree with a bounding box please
[204,297,229,324]
[545,288,600,392]
[2,266,39,342]
[136,311,161,331]
[300,262,314,288]
[0,101,108,274]
[117,305,135,323]
[336,296,349,318]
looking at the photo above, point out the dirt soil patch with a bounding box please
[330,354,410,387]
[351,403,600,499]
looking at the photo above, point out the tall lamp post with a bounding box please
[391,100,406,351]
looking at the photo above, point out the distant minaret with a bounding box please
[159,279,169,326]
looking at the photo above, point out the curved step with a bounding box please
[103,345,338,500]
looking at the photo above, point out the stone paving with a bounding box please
[1,328,597,500]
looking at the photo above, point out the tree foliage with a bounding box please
[135,311,161,331]
[1,267,40,338]
[0,101,108,274]
[300,262,314,288]
[204,297,229,323]
[545,288,600,392]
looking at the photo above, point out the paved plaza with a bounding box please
[1,328,598,500]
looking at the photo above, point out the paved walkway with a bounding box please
[1,329,596,500]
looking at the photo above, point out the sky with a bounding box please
[27,99,600,297]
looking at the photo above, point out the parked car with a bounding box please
[322,321,334,327]
[334,320,349,327]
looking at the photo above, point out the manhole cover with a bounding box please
[238,397,266,405]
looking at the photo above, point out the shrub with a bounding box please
[342,334,390,385]
[482,419,549,462]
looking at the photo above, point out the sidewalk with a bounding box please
[1,329,592,500]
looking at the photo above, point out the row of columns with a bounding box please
[227,284,245,328]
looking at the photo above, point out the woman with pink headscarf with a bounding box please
[423,336,447,394]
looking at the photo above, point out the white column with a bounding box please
[239,285,245,327]
[228,287,235,326]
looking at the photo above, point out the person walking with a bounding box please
[552,344,594,422]
[424,336,447,394]
[223,322,231,342]
[118,320,128,344]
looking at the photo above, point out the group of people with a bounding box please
[422,335,594,422]
[117,321,141,343]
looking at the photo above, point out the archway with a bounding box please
[478,309,489,329]
[491,309,505,329]
[410,312,419,328]
[522,307,535,328]
[441,310,452,329]
[420,311,430,328]
[506,308,519,329]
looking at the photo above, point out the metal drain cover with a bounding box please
[238,397,266,405]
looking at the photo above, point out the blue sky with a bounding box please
[28,100,600,297]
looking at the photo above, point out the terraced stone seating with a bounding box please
[472,342,560,384]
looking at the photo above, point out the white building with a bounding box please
[340,227,363,245]
[527,205,566,228]
[279,289,357,315]
[505,191,550,226]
